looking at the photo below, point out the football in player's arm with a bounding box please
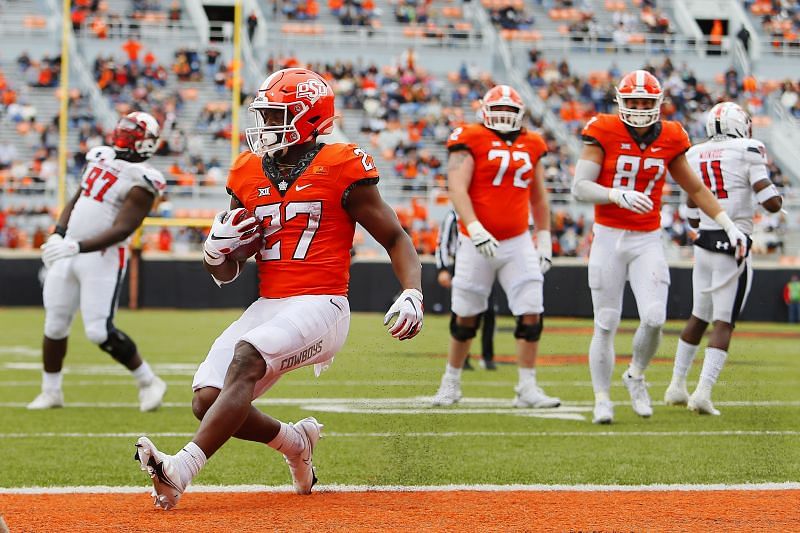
[29,112,168,413]
[134,68,423,511]
[665,102,783,416]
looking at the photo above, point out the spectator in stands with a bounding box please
[709,19,724,55]
[0,142,17,171]
[785,275,800,323]
[247,11,258,41]
[736,25,751,52]
[168,1,182,26]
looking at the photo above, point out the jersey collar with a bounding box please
[624,121,662,151]
[262,143,324,197]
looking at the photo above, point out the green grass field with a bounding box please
[1,308,798,489]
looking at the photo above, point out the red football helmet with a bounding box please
[112,111,160,161]
[480,84,525,132]
[615,70,663,128]
[246,68,336,157]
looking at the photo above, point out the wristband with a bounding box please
[713,211,736,232]
[684,207,700,219]
[54,225,67,237]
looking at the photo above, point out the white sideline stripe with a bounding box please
[4,379,797,388]
[3,399,800,408]
[1,482,798,495]
[1,430,798,439]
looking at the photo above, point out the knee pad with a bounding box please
[99,328,138,366]
[450,313,478,341]
[642,303,666,328]
[595,308,621,333]
[514,315,543,341]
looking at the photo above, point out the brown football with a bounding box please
[225,209,263,262]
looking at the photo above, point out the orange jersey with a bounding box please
[446,124,547,240]
[582,114,691,231]
[226,143,379,298]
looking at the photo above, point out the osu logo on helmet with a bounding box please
[615,70,663,128]
[480,85,525,132]
[246,68,336,157]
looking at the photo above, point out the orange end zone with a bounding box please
[2,490,798,532]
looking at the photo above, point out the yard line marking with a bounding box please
[0,362,199,375]
[0,346,39,357]
[1,378,798,389]
[0,482,798,494]
[1,430,798,439]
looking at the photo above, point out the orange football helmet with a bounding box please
[480,85,525,132]
[246,68,336,157]
[615,70,663,128]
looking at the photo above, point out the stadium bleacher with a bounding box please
[0,0,797,259]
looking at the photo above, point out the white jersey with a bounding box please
[67,145,166,245]
[686,137,770,235]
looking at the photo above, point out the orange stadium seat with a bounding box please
[441,6,463,18]
[628,33,646,44]
[752,115,771,127]
[24,16,47,29]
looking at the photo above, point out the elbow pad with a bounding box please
[755,184,780,204]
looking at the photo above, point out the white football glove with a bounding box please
[536,230,552,274]
[41,235,79,267]
[203,209,259,266]
[467,220,499,258]
[608,188,654,214]
[715,211,748,261]
[383,288,424,341]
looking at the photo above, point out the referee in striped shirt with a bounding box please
[436,209,497,370]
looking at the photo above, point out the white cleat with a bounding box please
[284,417,323,495]
[622,370,653,418]
[139,377,167,412]
[664,382,690,406]
[592,400,614,424]
[688,390,721,416]
[431,376,462,406]
[27,389,64,410]
[135,437,185,510]
[512,383,561,408]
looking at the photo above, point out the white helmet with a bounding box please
[706,102,752,139]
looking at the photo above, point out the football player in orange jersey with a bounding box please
[134,68,423,510]
[431,84,560,408]
[571,70,747,424]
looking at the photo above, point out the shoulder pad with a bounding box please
[231,150,256,171]
[446,124,473,148]
[125,163,167,196]
[744,140,768,165]
[86,146,116,163]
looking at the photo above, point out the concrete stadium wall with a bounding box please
[1,258,796,322]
